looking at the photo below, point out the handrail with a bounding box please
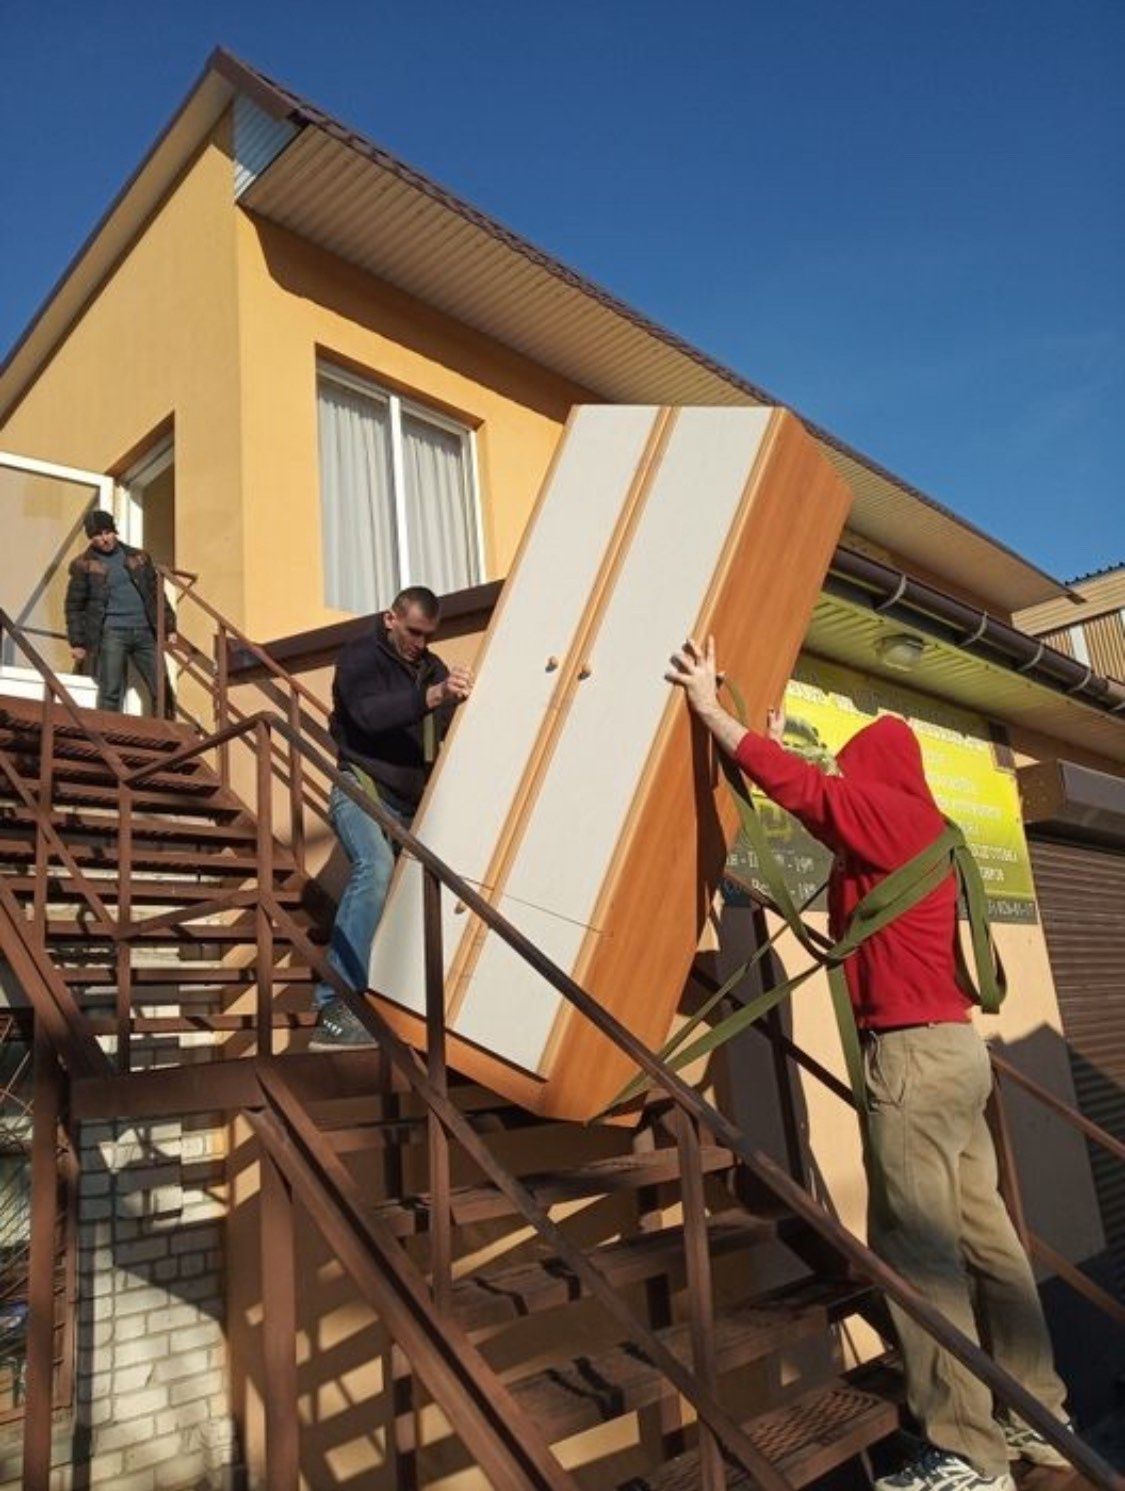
[0,610,130,781]
[135,704,1117,1490]
[5,576,1117,1487]
[156,565,331,722]
[990,1049,1125,1165]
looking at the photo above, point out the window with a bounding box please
[317,364,483,614]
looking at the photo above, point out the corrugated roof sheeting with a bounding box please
[1086,611,1125,683]
[803,595,1125,764]
[241,124,1070,615]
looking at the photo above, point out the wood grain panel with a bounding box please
[545,409,852,1118]
[366,406,853,1120]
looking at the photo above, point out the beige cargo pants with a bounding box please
[863,1022,1068,1477]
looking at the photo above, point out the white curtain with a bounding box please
[402,414,480,593]
[318,378,398,613]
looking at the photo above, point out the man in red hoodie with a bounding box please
[668,637,1070,1491]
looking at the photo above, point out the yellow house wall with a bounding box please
[0,122,246,622]
[231,212,594,642]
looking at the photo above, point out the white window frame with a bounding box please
[317,360,486,597]
[115,434,174,548]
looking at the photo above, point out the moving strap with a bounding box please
[607,693,1006,1114]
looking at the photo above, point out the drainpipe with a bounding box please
[825,548,1125,716]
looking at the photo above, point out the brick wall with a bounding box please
[0,1111,242,1491]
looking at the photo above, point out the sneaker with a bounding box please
[999,1416,1075,1470]
[875,1447,1016,1491]
[308,996,378,1051]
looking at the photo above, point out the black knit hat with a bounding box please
[83,510,117,538]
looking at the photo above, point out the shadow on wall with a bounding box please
[249,215,593,423]
[704,897,1125,1430]
[991,1024,1125,1425]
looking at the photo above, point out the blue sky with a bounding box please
[2,0,1121,582]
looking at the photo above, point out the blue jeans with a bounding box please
[97,626,159,713]
[314,775,411,1010]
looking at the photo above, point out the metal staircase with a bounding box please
[0,587,1118,1491]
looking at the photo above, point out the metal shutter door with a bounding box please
[1029,837,1125,1282]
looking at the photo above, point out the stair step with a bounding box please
[453,1210,777,1334]
[508,1277,845,1444]
[87,1012,319,1035]
[0,756,221,796]
[4,877,306,906]
[61,964,316,985]
[0,805,258,845]
[368,1145,736,1237]
[0,840,294,874]
[2,779,243,817]
[44,917,313,944]
[625,1380,899,1489]
[0,695,197,746]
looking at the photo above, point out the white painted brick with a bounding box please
[81,1198,112,1221]
[110,1385,169,1421]
[151,1348,211,1384]
[168,1368,224,1406]
[110,1334,175,1370]
[153,1258,179,1283]
[154,1399,210,1436]
[153,1450,206,1489]
[113,1362,156,1394]
[171,1224,220,1255]
[178,1196,224,1223]
[176,1253,204,1279]
[86,1450,123,1484]
[116,1236,169,1266]
[79,1395,113,1428]
[175,1276,221,1304]
[171,1321,223,1354]
[95,1470,159,1491]
[116,1184,183,1220]
[116,1165,182,1194]
[145,1303,207,1335]
[78,1371,111,1403]
[113,1284,171,1319]
[122,1433,182,1473]
[93,1415,154,1452]
[110,1312,149,1343]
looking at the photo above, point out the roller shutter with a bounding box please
[1029,837,1125,1284]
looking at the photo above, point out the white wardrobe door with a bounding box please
[454,407,773,1072]
[366,405,662,1017]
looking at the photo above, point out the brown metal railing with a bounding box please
[125,705,1121,1491]
[1,596,1121,1491]
[700,897,1125,1335]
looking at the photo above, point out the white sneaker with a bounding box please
[874,1447,1016,1491]
[999,1416,1075,1470]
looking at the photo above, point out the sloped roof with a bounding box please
[0,47,1079,614]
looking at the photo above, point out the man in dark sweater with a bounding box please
[65,510,176,713]
[311,586,473,1049]
[667,636,1070,1491]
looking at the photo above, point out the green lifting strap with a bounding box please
[604,689,1007,1115]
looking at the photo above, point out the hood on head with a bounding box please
[836,715,934,802]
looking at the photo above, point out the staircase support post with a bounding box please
[673,1107,725,1491]
[260,1146,299,1491]
[255,720,275,1057]
[423,868,452,1314]
[23,1027,61,1491]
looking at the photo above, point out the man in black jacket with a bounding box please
[65,510,176,714]
[312,585,473,1048]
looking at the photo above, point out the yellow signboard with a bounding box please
[725,655,1037,923]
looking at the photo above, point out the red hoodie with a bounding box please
[734,715,971,1030]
